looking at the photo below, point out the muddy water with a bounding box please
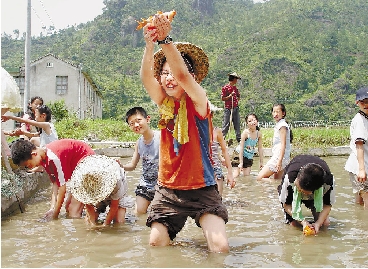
[1,156,368,268]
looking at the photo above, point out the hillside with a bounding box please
[2,0,368,124]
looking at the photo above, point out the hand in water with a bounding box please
[39,209,55,222]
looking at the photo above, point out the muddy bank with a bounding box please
[1,171,50,219]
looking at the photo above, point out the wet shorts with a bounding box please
[348,172,368,194]
[241,156,254,168]
[135,185,155,201]
[146,185,228,240]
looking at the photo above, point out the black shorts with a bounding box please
[146,185,228,240]
[241,156,254,168]
[135,185,155,201]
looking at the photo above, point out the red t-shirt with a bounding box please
[221,84,240,109]
[158,96,216,190]
[41,139,95,187]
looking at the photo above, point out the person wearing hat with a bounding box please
[69,155,133,226]
[278,155,335,234]
[10,138,95,221]
[140,13,230,253]
[221,72,242,143]
[344,86,368,209]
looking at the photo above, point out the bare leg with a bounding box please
[200,213,229,253]
[114,207,126,223]
[216,178,224,197]
[243,167,251,176]
[360,191,368,209]
[149,222,171,247]
[135,196,150,215]
[66,195,84,218]
[355,192,363,205]
[273,169,284,180]
[233,167,241,179]
[256,165,274,180]
[85,204,98,225]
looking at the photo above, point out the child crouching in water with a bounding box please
[233,113,264,178]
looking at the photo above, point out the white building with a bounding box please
[7,53,103,120]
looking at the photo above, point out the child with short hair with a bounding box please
[233,113,264,178]
[120,106,160,215]
[257,103,291,180]
[140,12,230,253]
[344,86,368,208]
[10,139,95,221]
[278,155,335,234]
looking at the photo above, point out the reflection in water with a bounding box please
[1,156,368,267]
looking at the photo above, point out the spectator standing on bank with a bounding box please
[221,72,241,143]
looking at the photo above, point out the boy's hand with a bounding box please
[152,14,172,42]
[143,23,158,43]
[39,209,55,222]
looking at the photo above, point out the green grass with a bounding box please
[224,126,350,150]
[6,118,350,151]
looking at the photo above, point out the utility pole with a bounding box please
[24,0,31,112]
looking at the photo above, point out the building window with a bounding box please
[56,76,68,95]
[14,76,25,94]
[46,62,53,68]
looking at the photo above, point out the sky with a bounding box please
[1,0,105,37]
[1,0,267,38]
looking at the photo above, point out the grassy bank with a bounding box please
[52,118,350,151]
[5,117,348,150]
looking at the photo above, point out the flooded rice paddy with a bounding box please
[1,156,367,267]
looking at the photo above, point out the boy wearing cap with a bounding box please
[10,139,95,221]
[140,13,233,253]
[344,86,368,208]
[221,72,242,143]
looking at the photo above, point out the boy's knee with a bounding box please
[149,222,171,247]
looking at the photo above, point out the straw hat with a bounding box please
[154,42,209,83]
[1,67,22,112]
[228,72,242,79]
[69,155,121,205]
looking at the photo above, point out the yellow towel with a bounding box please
[158,95,189,145]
